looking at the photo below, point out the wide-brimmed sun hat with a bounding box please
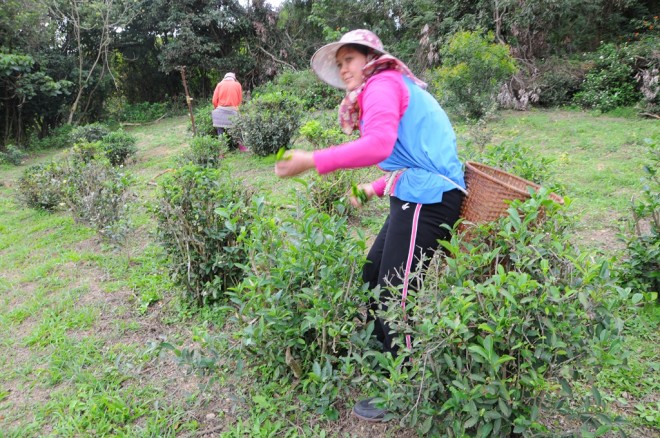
[311,29,389,90]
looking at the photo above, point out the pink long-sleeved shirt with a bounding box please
[312,71,410,196]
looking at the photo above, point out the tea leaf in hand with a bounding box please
[275,147,291,161]
[351,183,368,205]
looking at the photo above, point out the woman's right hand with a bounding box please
[274,150,315,177]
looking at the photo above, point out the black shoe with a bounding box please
[352,397,388,422]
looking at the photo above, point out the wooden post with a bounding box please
[179,66,197,136]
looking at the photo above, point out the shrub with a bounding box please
[296,118,361,216]
[106,96,187,123]
[573,43,642,112]
[0,144,27,165]
[16,161,67,210]
[189,103,217,138]
[537,58,588,107]
[60,158,133,242]
[480,141,556,187]
[118,101,168,123]
[188,105,241,150]
[177,135,228,168]
[28,124,74,151]
[227,202,373,417]
[431,30,518,121]
[299,116,352,150]
[461,133,562,194]
[292,170,368,218]
[616,138,659,300]
[68,141,104,165]
[630,34,660,114]
[373,193,630,436]
[231,92,304,157]
[253,69,343,111]
[152,165,254,305]
[101,130,138,166]
[69,122,111,144]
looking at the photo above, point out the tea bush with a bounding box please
[293,172,359,217]
[227,201,373,417]
[69,141,104,165]
[616,138,659,300]
[299,117,351,150]
[152,165,254,305]
[69,123,111,144]
[0,144,27,165]
[101,130,138,166]
[60,157,133,242]
[177,135,228,168]
[431,30,518,121]
[232,92,304,157]
[372,193,630,436]
[297,119,361,216]
[480,141,555,187]
[189,103,217,138]
[17,161,67,210]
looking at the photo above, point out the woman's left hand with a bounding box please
[349,183,376,208]
[274,150,315,177]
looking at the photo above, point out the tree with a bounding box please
[432,30,518,121]
[0,1,73,145]
[43,0,141,124]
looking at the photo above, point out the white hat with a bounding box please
[310,29,389,90]
[223,72,236,81]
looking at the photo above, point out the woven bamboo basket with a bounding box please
[460,161,563,225]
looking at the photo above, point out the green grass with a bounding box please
[478,109,659,232]
[0,111,658,437]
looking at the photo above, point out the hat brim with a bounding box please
[310,42,386,90]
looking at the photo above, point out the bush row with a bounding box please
[16,123,137,241]
[152,155,653,435]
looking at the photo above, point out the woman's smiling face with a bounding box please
[336,46,368,91]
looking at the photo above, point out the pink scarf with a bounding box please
[338,54,427,135]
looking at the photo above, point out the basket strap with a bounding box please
[384,169,406,196]
[437,173,468,195]
[384,168,468,196]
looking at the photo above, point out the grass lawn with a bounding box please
[0,110,658,437]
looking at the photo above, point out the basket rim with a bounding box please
[465,161,542,197]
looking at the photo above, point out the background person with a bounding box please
[212,72,246,151]
[274,29,467,422]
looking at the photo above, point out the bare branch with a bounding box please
[256,45,297,71]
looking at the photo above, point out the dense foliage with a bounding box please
[431,30,518,121]
[1,0,658,153]
[177,135,229,168]
[152,165,254,305]
[375,194,630,435]
[15,122,137,242]
[231,92,304,156]
[252,70,344,111]
[617,139,659,299]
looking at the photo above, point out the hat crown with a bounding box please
[339,29,383,52]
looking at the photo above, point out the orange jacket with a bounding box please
[212,79,243,108]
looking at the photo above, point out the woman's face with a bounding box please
[336,46,368,91]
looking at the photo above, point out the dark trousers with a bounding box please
[363,189,464,357]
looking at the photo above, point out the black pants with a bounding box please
[363,189,464,357]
